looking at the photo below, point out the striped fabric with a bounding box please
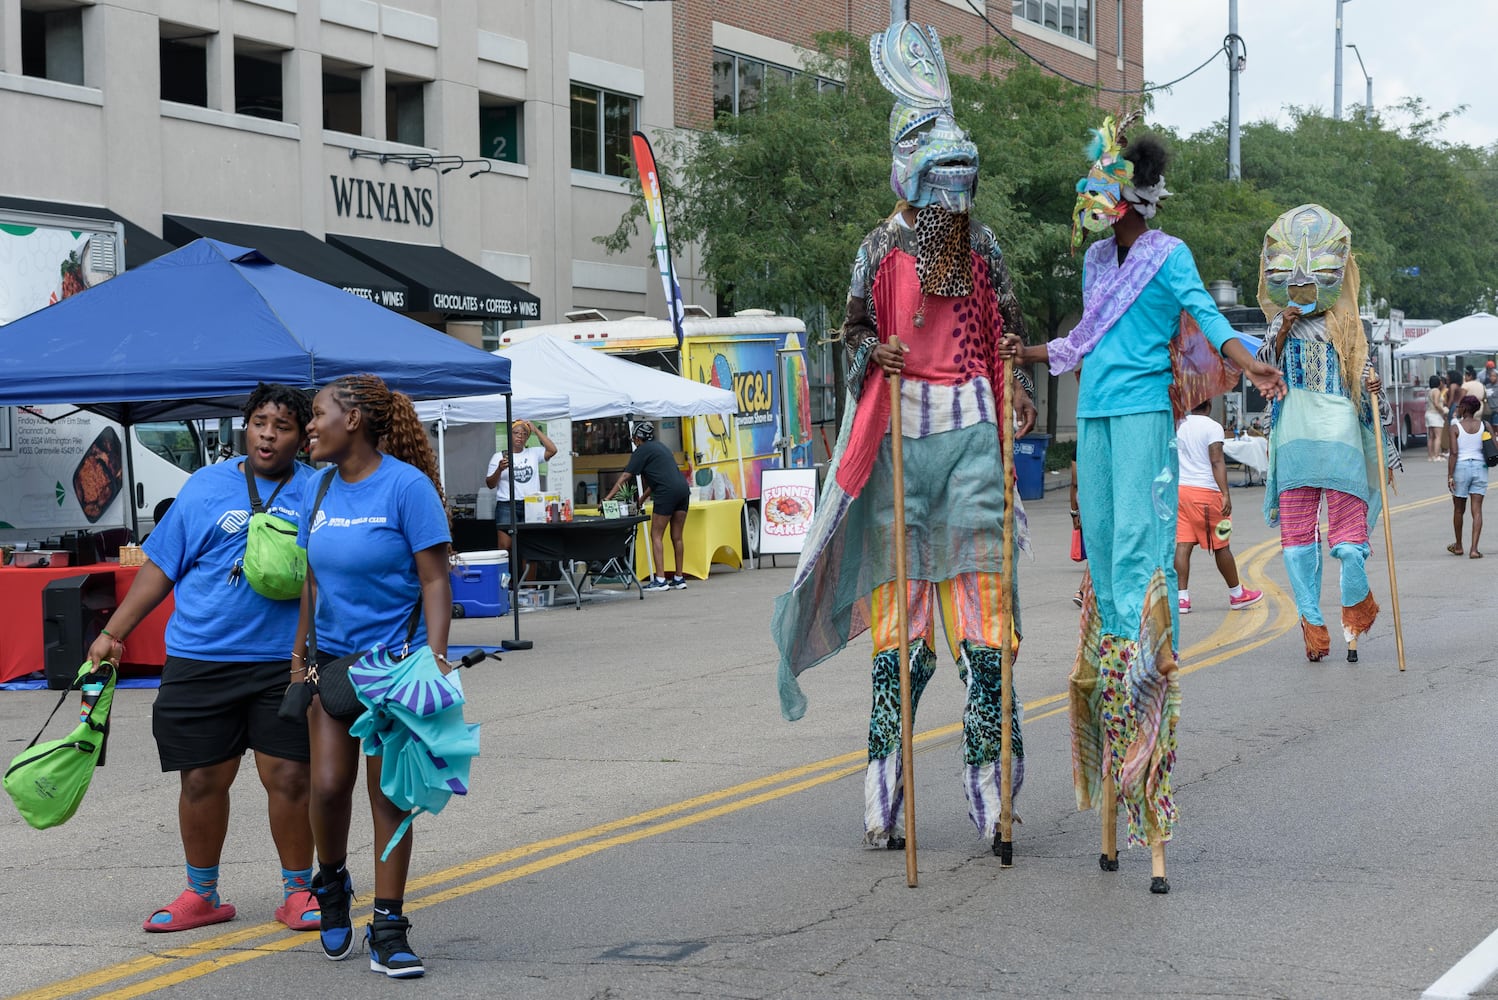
[870,571,1012,657]
[1276,486,1369,548]
[897,376,997,439]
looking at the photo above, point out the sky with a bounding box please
[1142,0,1496,149]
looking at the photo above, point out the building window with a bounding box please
[386,74,427,146]
[479,95,523,164]
[712,49,842,118]
[1013,0,1092,44]
[322,58,364,135]
[234,41,285,121]
[570,83,636,177]
[19,2,84,85]
[160,23,212,107]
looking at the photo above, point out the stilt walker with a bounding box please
[1254,205,1402,664]
[772,21,1038,859]
[1001,117,1286,892]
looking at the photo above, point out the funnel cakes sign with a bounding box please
[759,469,817,555]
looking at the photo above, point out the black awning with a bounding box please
[0,195,175,268]
[327,234,541,320]
[163,216,410,309]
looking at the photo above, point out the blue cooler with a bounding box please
[450,550,510,618]
[1013,434,1051,502]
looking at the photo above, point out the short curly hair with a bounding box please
[243,382,312,429]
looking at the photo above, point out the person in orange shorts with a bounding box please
[1173,398,1262,614]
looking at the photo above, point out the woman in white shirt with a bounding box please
[484,420,558,553]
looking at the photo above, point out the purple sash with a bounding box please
[1045,229,1181,375]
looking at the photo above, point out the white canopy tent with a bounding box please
[1393,313,1498,358]
[415,335,737,424]
[417,335,738,493]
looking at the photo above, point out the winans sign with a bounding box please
[330,176,434,227]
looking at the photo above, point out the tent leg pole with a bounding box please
[500,392,532,651]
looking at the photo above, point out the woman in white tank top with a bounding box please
[1447,394,1486,558]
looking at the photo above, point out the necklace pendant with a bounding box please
[913,312,925,329]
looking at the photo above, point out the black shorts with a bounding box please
[152,656,310,772]
[653,492,691,517]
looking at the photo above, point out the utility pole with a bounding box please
[1347,43,1373,116]
[1227,0,1242,181]
[1333,0,1350,119]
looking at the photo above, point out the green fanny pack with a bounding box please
[242,462,307,601]
[5,661,116,830]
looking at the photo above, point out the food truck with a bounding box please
[0,210,205,541]
[499,309,815,553]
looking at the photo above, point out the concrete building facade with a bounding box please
[0,0,1143,345]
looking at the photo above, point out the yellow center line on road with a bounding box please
[19,488,1449,1000]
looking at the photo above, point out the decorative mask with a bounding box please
[870,22,978,213]
[1069,111,1167,250]
[1072,115,1134,247]
[1261,204,1351,316]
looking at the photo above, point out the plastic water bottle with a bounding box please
[80,676,105,723]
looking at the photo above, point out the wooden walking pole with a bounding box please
[1368,388,1406,672]
[997,359,1016,867]
[888,340,918,887]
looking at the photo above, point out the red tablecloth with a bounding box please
[0,564,172,682]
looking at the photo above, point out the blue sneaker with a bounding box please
[367,914,425,978]
[642,577,670,592]
[312,869,355,961]
[669,576,688,590]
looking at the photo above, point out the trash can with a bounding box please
[1013,434,1051,502]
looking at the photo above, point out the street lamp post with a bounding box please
[1334,0,1351,119]
[1347,43,1373,116]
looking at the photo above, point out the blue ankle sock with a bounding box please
[281,866,313,899]
[186,863,220,905]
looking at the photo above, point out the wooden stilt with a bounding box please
[997,358,1016,868]
[888,346,917,888]
[1099,774,1119,871]
[1150,838,1170,894]
[1347,635,1359,664]
[1368,389,1406,672]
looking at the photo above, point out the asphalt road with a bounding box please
[2,456,1493,1000]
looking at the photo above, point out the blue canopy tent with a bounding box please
[0,238,512,421]
[0,238,514,535]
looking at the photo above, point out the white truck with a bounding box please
[0,209,206,542]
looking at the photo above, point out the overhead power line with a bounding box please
[960,0,1238,96]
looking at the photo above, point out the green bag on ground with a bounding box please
[242,461,306,601]
[4,661,116,830]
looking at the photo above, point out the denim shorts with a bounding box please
[1452,458,1488,498]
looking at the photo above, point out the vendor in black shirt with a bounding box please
[604,422,690,592]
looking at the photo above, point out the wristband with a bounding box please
[101,627,126,642]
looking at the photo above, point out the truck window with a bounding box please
[136,421,205,473]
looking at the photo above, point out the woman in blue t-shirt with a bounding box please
[293,374,451,979]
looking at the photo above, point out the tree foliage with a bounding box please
[600,37,1498,343]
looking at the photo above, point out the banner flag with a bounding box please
[631,130,686,349]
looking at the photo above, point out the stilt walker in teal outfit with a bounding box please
[1001,118,1286,892]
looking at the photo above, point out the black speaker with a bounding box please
[42,572,117,690]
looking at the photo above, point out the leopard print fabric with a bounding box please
[868,642,937,761]
[913,205,974,298]
[961,644,1025,767]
